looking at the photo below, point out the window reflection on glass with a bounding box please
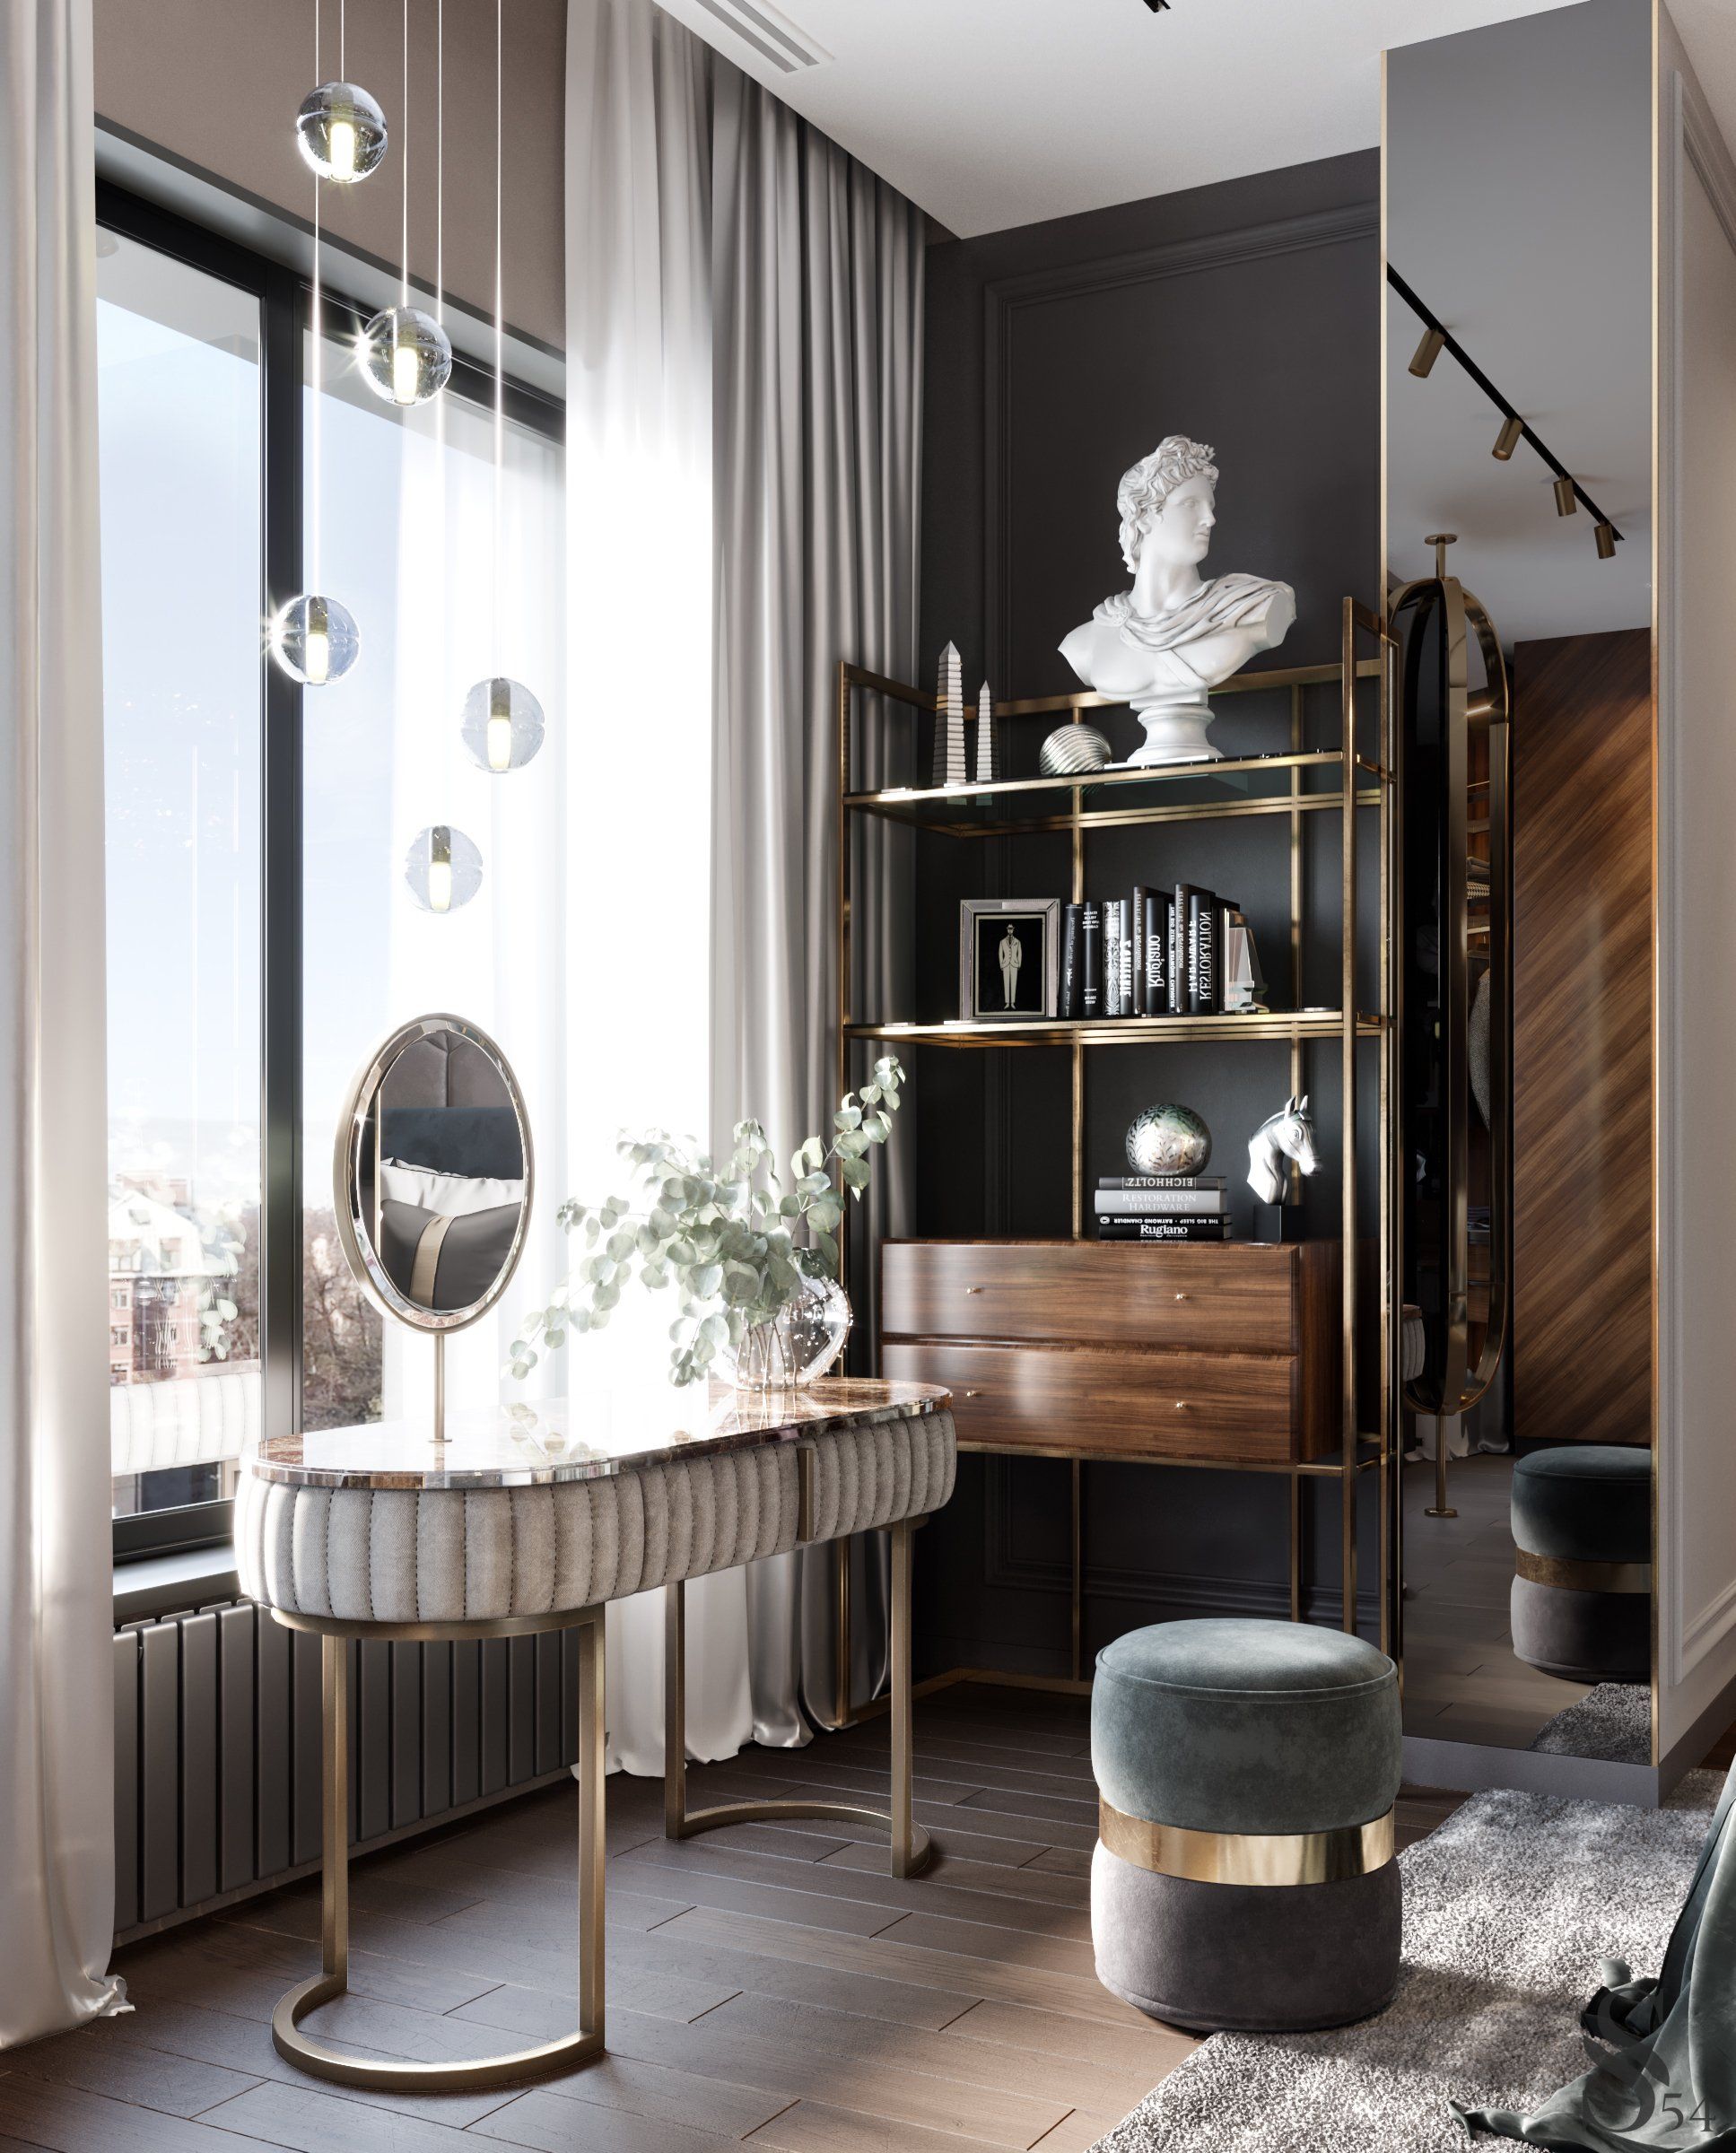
[300,326,563,1433]
[97,230,264,1518]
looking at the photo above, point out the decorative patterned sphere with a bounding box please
[404,824,483,915]
[269,594,359,684]
[461,676,545,772]
[1039,723,1112,776]
[360,306,452,406]
[294,82,388,184]
[1126,1103,1212,1178]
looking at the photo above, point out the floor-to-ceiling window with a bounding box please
[96,187,563,1551]
[97,222,264,1531]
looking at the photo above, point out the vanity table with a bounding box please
[236,1377,955,2093]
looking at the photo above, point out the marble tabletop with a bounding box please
[245,1378,951,1491]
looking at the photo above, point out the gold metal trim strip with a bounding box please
[1515,1548,1652,1595]
[1098,1797,1395,1886]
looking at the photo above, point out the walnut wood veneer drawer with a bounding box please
[880,1340,1300,1464]
[881,1239,1317,1356]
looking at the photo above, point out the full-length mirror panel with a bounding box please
[1386,0,1655,1767]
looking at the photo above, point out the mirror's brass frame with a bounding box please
[333,1010,536,1338]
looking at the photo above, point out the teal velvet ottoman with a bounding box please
[1090,1618,1403,2033]
[1511,1445,1651,1683]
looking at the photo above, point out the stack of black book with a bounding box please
[1059,885,1234,1018]
[1095,1174,1232,1241]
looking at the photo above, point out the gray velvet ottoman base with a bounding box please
[1511,1573,1649,1684]
[1091,1843,1402,2033]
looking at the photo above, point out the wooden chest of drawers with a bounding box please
[880,1239,1341,1465]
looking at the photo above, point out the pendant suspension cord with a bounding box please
[493,0,503,671]
[436,0,449,785]
[339,0,345,76]
[310,0,323,594]
[399,0,409,308]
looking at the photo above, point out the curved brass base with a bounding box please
[272,1972,604,2093]
[664,1520,935,1882]
[673,1795,933,1878]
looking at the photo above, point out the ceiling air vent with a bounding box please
[694,0,831,73]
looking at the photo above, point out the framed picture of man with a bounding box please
[957,899,1060,1023]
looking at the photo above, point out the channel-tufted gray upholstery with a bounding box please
[237,1406,955,1626]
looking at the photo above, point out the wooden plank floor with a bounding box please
[0,1682,1462,2153]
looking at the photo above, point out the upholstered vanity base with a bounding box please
[1510,1574,1649,1684]
[1091,1844,1401,2032]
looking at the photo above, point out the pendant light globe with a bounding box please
[360,306,453,406]
[405,824,483,914]
[460,676,545,772]
[269,594,360,685]
[295,81,388,183]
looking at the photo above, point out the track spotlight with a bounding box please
[1409,327,1446,379]
[1553,476,1577,518]
[1492,416,1523,461]
[1594,521,1617,560]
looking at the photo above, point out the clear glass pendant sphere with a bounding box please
[404,824,483,914]
[360,306,452,406]
[269,594,360,685]
[460,676,545,772]
[294,82,388,183]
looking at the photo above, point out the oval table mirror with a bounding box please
[334,1014,534,1443]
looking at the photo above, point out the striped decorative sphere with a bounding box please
[1039,723,1112,776]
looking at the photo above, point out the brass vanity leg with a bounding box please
[663,1527,931,1877]
[319,1634,349,1994]
[890,1515,916,1878]
[271,1613,606,2090]
[577,1607,606,2043]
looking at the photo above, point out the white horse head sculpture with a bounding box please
[1247,1095,1318,1207]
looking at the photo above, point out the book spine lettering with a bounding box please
[1080,902,1102,1019]
[1098,1174,1226,1190]
[1144,893,1166,1015]
[1059,903,1083,1021]
[1103,901,1124,1017]
[1168,885,1186,1014]
[1093,1189,1226,1216]
[1117,901,1134,1012]
[1096,1216,1232,1241]
[1130,887,1147,1016]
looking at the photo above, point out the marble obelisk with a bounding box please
[932,641,967,788]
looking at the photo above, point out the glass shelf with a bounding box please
[846,1012,1386,1048]
[844,753,1387,838]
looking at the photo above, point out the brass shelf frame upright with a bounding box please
[832,604,1399,1722]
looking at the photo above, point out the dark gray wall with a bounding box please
[909,152,1383,1678]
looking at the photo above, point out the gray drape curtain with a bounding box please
[0,0,126,2045]
[709,66,925,1739]
[566,1,923,1756]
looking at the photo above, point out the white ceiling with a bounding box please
[658,0,1586,238]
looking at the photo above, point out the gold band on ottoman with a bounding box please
[1515,1548,1652,1595]
[1098,1797,1395,1887]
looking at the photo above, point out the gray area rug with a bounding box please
[1091,1771,1720,2151]
[1528,1683,1653,1765]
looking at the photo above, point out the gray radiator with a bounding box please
[112,1600,580,1941]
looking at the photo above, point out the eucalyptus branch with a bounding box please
[509,1055,906,1388]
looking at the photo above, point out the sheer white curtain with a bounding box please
[565,0,749,1772]
[0,0,126,2045]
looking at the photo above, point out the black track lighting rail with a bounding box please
[1387,263,1624,546]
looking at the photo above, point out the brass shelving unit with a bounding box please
[832,602,1399,1711]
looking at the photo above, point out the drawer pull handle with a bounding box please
[1174,1292,1191,1303]
[1173,1400,1189,1411]
[964,1389,985,1399]
[964,1286,984,1295]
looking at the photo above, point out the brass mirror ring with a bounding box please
[332,1012,535,1336]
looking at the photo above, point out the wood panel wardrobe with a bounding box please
[1512,624,1653,1450]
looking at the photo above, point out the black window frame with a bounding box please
[100,179,563,1565]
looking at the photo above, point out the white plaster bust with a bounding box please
[1059,436,1295,765]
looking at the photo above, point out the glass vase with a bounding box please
[725,1263,853,1392]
